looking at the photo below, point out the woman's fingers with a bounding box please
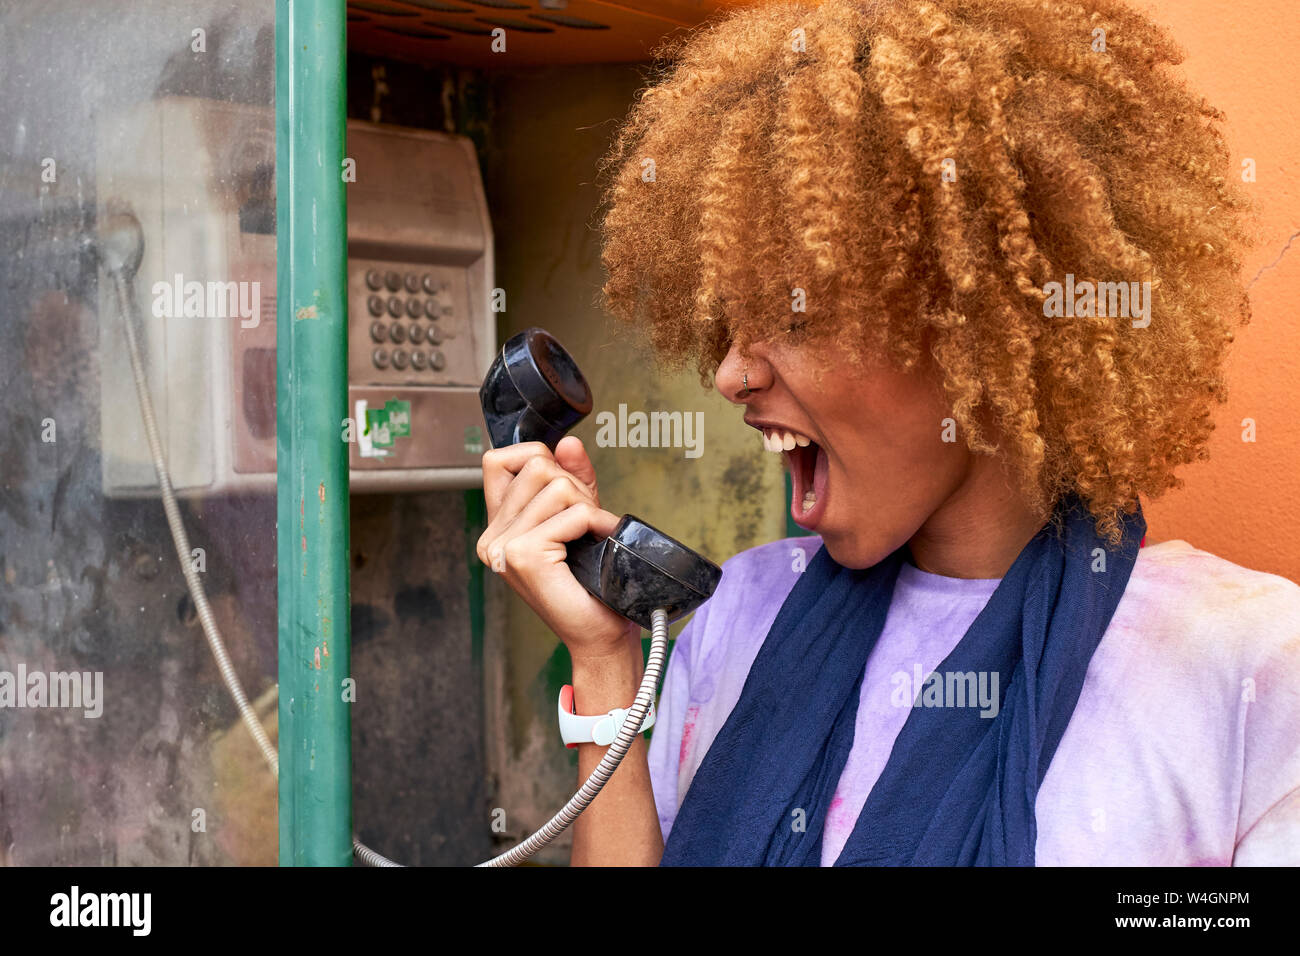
[481,441,554,513]
[482,453,583,537]
[482,438,599,514]
[494,501,634,654]
[554,436,600,507]
[499,501,622,580]
[478,451,600,566]
[481,473,593,571]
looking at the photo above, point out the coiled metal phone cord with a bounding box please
[477,606,669,867]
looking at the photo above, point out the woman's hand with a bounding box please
[476,435,639,658]
[479,434,664,865]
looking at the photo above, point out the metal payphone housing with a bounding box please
[97,96,493,497]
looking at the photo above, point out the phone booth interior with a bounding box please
[0,0,784,866]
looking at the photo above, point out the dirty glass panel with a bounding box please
[0,0,278,865]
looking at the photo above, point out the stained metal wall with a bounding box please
[480,62,787,860]
[0,3,492,866]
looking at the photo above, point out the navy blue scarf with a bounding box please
[659,494,1145,866]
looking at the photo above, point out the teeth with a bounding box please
[761,428,814,453]
[802,491,817,512]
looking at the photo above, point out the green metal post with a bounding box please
[276,0,352,866]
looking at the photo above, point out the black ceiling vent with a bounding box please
[424,19,497,35]
[529,12,610,29]
[474,16,554,32]
[377,24,454,38]
[400,0,477,12]
[351,2,420,16]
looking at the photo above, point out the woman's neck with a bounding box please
[907,458,1049,580]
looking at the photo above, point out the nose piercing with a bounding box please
[740,369,750,398]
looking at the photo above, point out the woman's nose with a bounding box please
[715,341,766,404]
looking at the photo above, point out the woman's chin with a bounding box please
[820,530,894,571]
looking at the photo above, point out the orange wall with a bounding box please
[1132,0,1300,584]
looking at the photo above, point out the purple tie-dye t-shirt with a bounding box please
[647,537,1300,865]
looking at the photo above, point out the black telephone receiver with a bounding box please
[480,328,722,629]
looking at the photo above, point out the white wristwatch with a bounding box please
[558,684,656,749]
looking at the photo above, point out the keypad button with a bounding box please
[387,297,403,318]
[366,270,383,291]
[372,348,390,368]
[421,274,437,295]
[369,322,387,343]
[429,350,446,371]
[424,299,439,319]
[426,326,442,345]
[392,349,409,370]
[389,323,407,344]
[404,273,419,294]
[384,271,401,292]
[411,350,428,370]
[406,298,422,319]
[368,295,384,316]
[408,324,425,345]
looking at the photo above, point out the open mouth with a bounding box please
[760,428,829,530]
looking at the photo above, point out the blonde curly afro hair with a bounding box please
[596,0,1255,545]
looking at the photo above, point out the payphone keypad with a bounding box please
[349,259,475,387]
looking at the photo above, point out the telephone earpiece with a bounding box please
[479,328,722,629]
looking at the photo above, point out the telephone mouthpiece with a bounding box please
[480,327,593,451]
[567,516,724,629]
[96,204,145,280]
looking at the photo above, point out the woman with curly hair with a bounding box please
[477,0,1300,865]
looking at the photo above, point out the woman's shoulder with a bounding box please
[718,535,825,580]
[707,535,825,614]
[1132,537,1299,592]
[1097,537,1300,753]
[675,536,824,654]
[688,533,1300,668]
[1120,538,1300,659]
[1046,539,1300,863]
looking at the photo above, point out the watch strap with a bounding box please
[558,684,656,749]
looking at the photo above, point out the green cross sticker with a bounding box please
[365,399,412,450]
